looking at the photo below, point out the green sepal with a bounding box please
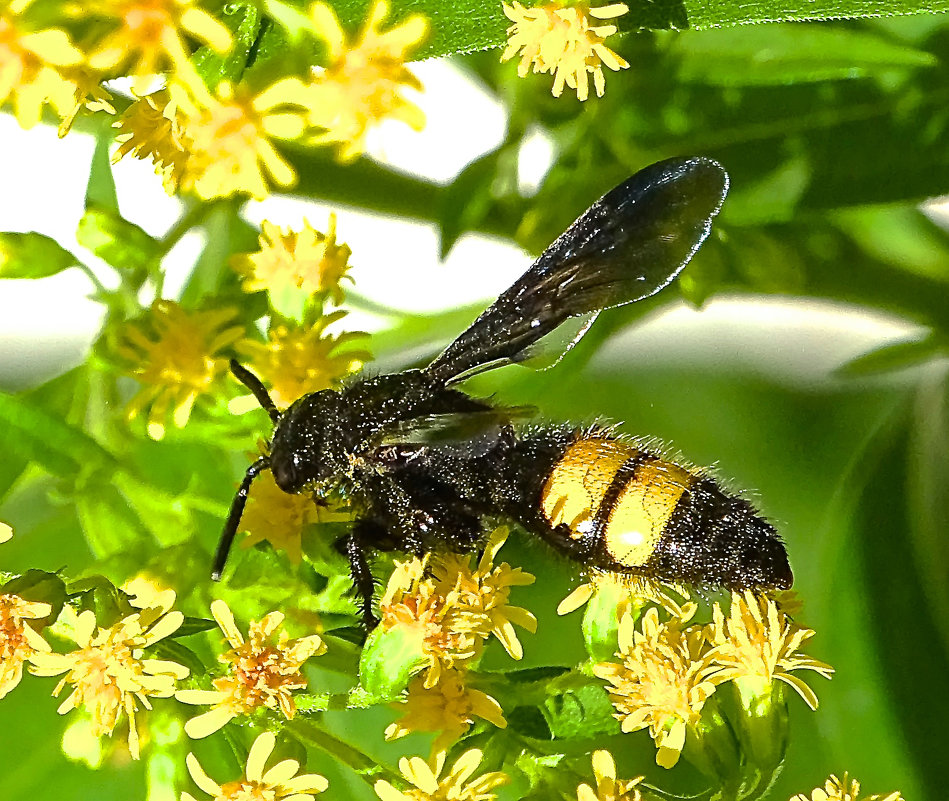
[0,232,76,279]
[0,569,67,627]
[358,623,428,701]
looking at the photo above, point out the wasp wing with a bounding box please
[373,406,535,459]
[425,157,729,385]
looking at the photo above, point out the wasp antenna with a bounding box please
[230,359,280,424]
[212,456,269,580]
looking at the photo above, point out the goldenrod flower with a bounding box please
[183,730,329,801]
[790,773,904,801]
[379,528,535,686]
[236,312,370,409]
[83,0,232,92]
[0,590,52,698]
[29,593,188,759]
[557,572,691,621]
[385,669,506,753]
[171,78,311,200]
[306,0,427,161]
[374,748,509,801]
[0,0,84,128]
[501,1,630,100]
[593,607,720,768]
[113,89,189,193]
[177,600,325,738]
[577,749,644,801]
[707,591,834,711]
[436,527,537,660]
[0,521,11,543]
[237,469,324,565]
[232,216,354,305]
[380,565,479,688]
[57,66,116,136]
[118,299,243,440]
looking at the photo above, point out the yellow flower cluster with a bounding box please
[111,0,427,199]
[28,587,189,759]
[374,748,509,801]
[184,730,328,801]
[5,0,427,197]
[177,599,326,738]
[0,0,229,130]
[501,1,630,100]
[592,587,834,768]
[378,527,535,751]
[791,773,904,801]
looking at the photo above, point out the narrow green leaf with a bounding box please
[838,335,942,376]
[673,24,936,86]
[686,0,949,28]
[194,2,263,87]
[76,208,159,280]
[85,130,119,213]
[0,232,77,279]
[0,392,115,478]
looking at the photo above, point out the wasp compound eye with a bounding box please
[271,452,301,492]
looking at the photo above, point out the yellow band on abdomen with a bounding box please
[604,460,692,567]
[540,437,635,536]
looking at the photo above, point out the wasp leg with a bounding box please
[337,523,383,630]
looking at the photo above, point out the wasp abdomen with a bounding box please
[537,434,792,590]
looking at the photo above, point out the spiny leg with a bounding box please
[338,522,383,629]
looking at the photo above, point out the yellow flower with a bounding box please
[57,66,117,136]
[593,607,720,768]
[0,0,84,129]
[232,216,354,305]
[374,748,509,801]
[183,730,329,801]
[501,1,630,100]
[177,599,326,738]
[83,0,232,92]
[557,572,692,621]
[790,773,904,801]
[0,590,52,698]
[306,0,427,161]
[172,78,311,200]
[379,528,536,687]
[236,311,370,409]
[237,468,324,564]
[28,593,188,759]
[436,527,537,660]
[0,521,11,543]
[385,669,506,754]
[707,590,834,711]
[113,89,189,193]
[118,299,243,440]
[577,749,643,801]
[380,566,479,688]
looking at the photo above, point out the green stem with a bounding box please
[285,717,399,785]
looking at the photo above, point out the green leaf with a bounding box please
[194,2,264,87]
[76,208,160,280]
[0,232,76,279]
[438,149,502,259]
[686,0,949,28]
[0,392,115,478]
[85,130,119,213]
[673,24,936,86]
[542,681,620,740]
[838,335,942,376]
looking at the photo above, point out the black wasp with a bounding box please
[212,157,792,627]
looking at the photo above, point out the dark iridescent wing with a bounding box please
[425,157,729,385]
[374,407,535,459]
